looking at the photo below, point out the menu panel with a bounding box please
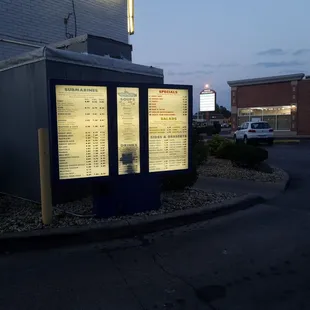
[148,88,189,172]
[56,85,109,180]
[117,87,140,175]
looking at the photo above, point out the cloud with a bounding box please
[203,63,239,68]
[292,48,310,56]
[218,63,239,68]
[170,80,186,83]
[167,70,213,76]
[151,62,182,67]
[257,48,285,56]
[254,61,303,68]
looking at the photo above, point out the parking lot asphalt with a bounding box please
[265,142,310,211]
[1,143,310,310]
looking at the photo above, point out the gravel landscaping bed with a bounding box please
[199,157,287,183]
[0,189,238,234]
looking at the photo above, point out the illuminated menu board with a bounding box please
[117,87,140,175]
[56,85,109,180]
[148,88,189,172]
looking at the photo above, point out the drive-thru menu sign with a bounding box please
[55,85,109,180]
[148,88,189,172]
[117,87,140,175]
[51,81,191,185]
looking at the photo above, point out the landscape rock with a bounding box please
[199,157,287,183]
[0,189,238,234]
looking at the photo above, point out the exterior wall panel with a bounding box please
[0,59,164,202]
[297,80,310,135]
[0,0,128,60]
[236,82,292,108]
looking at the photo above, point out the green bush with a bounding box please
[216,142,234,159]
[160,163,198,191]
[216,143,268,168]
[195,126,214,136]
[192,128,208,165]
[192,127,203,144]
[208,135,232,156]
[193,141,209,166]
[213,123,222,135]
[215,140,234,159]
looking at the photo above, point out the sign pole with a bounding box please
[38,128,53,225]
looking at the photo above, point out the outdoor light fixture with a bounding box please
[205,84,209,89]
[127,0,134,35]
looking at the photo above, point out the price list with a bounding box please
[117,87,140,175]
[56,85,109,180]
[148,88,189,172]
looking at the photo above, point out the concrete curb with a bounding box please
[0,194,264,254]
[283,170,291,191]
[203,137,310,144]
[274,140,300,145]
[269,166,291,193]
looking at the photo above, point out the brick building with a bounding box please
[227,73,310,136]
[0,0,128,60]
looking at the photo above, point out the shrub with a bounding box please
[193,141,209,166]
[213,123,222,135]
[195,126,214,136]
[208,135,232,156]
[215,139,234,159]
[216,143,268,168]
[192,127,203,144]
[160,163,198,191]
[216,142,234,159]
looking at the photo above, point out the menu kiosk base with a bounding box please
[93,175,161,218]
[92,181,119,218]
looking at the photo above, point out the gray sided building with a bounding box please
[0,47,163,202]
[0,0,128,60]
[0,0,166,202]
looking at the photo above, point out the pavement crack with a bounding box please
[106,252,147,310]
[152,253,219,310]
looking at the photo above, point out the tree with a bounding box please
[219,105,231,119]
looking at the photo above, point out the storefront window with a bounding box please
[278,106,291,115]
[262,107,278,116]
[277,115,291,130]
[263,115,276,129]
[250,108,263,117]
[237,106,292,130]
[238,109,251,116]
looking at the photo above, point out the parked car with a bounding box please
[221,123,230,128]
[233,121,274,145]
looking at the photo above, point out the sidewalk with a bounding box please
[194,175,289,200]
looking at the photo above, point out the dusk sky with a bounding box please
[130,0,310,112]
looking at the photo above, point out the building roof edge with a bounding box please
[227,73,305,87]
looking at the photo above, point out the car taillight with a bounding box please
[269,129,273,132]
[248,129,256,133]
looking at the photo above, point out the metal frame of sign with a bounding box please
[48,79,192,203]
